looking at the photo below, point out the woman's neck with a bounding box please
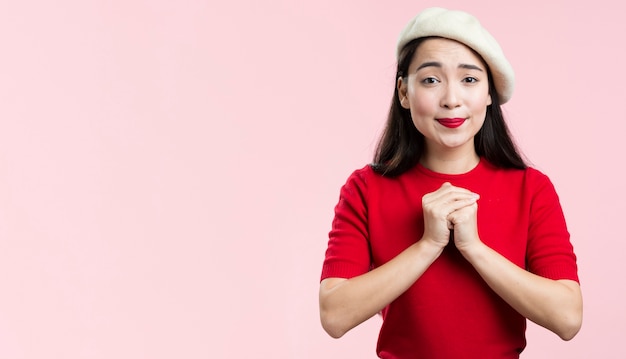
[420,150,480,175]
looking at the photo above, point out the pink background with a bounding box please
[0,0,623,358]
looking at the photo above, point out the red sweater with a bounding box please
[321,159,578,359]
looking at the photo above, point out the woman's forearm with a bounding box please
[459,242,583,340]
[319,239,444,338]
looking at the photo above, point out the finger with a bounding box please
[423,190,472,210]
[438,199,478,222]
[425,191,479,210]
[435,191,478,214]
[447,202,478,224]
[423,200,478,232]
[424,183,476,203]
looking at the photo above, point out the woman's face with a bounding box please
[398,38,492,156]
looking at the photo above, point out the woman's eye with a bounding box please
[421,77,439,84]
[463,77,478,83]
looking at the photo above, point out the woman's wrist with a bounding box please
[456,238,489,263]
[414,236,447,260]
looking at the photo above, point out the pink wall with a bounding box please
[0,0,622,357]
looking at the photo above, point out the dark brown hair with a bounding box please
[371,37,527,177]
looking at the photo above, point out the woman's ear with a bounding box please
[397,77,410,109]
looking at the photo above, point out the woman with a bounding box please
[319,7,582,359]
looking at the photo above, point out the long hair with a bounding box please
[372,38,527,177]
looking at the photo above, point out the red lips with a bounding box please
[437,118,466,128]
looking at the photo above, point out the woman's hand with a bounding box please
[421,182,480,248]
[447,198,481,251]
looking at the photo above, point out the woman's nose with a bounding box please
[440,83,461,109]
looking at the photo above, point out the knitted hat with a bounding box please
[396,7,515,103]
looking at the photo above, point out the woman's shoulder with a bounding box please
[483,160,550,180]
[520,165,553,185]
[345,163,390,180]
[339,163,402,194]
[479,160,557,193]
[341,164,379,188]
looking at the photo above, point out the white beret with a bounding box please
[396,7,515,104]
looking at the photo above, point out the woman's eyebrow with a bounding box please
[416,61,441,71]
[459,64,484,71]
[416,62,484,72]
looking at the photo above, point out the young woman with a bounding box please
[319,7,582,359]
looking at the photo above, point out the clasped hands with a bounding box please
[422,182,481,251]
